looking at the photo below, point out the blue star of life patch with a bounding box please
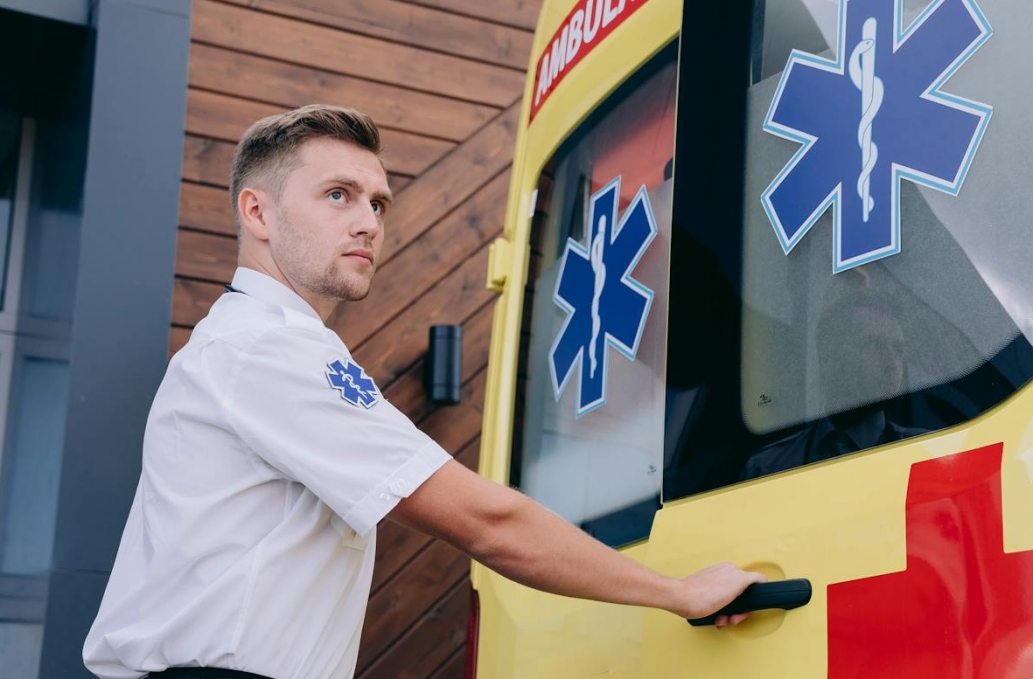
[550,176,658,417]
[326,358,380,409]
[761,0,992,272]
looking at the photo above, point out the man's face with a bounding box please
[268,138,391,302]
[822,304,906,411]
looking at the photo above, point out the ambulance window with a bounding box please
[509,44,677,548]
[663,0,1033,499]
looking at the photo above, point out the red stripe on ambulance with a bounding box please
[529,0,652,122]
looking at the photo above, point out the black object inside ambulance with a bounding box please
[687,578,812,626]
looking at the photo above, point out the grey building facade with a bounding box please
[0,0,191,676]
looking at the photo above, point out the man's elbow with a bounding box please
[462,485,528,565]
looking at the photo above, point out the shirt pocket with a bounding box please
[330,512,370,551]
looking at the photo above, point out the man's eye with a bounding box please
[329,190,344,201]
[372,201,383,214]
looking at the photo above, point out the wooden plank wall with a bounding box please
[173,1,541,677]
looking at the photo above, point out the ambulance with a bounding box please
[469,0,1033,676]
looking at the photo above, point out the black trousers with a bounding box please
[147,669,275,679]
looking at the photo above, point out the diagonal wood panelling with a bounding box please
[403,0,540,30]
[173,1,541,677]
[188,44,500,142]
[186,89,456,175]
[192,0,525,105]
[214,0,533,69]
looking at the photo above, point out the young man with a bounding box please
[83,105,763,679]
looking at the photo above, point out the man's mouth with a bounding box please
[343,249,374,265]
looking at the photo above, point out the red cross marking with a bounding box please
[827,442,1033,678]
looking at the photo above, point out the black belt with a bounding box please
[148,669,274,679]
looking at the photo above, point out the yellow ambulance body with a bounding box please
[471,0,1033,676]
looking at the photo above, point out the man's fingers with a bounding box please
[714,612,750,629]
[747,570,768,585]
[728,612,750,626]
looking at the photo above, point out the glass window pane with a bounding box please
[0,356,71,574]
[0,111,20,312]
[510,44,678,548]
[0,622,42,677]
[664,0,1033,498]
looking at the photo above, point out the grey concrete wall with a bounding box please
[32,0,191,676]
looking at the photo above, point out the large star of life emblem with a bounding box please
[550,176,658,417]
[761,0,992,272]
[326,358,380,408]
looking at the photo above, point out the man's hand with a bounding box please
[672,562,768,628]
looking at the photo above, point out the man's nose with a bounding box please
[351,202,383,236]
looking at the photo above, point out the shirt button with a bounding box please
[391,479,408,494]
[379,493,391,502]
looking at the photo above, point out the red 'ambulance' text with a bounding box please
[530,0,652,122]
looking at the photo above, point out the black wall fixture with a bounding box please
[425,324,463,405]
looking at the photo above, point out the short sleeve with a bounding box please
[225,325,451,535]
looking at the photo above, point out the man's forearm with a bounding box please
[390,460,762,622]
[467,486,681,613]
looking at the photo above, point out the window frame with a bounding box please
[660,0,1033,503]
[507,41,681,549]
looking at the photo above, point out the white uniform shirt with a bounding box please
[83,267,451,679]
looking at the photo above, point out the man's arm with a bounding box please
[389,460,764,626]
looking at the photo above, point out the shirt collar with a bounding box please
[229,267,323,321]
[811,411,888,452]
[810,417,837,441]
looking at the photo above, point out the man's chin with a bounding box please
[337,279,373,302]
[319,267,372,301]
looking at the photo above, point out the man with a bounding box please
[84,105,763,679]
[742,290,924,479]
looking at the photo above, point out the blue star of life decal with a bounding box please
[761,0,992,272]
[550,176,658,417]
[326,358,380,409]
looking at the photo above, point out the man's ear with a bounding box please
[238,187,272,241]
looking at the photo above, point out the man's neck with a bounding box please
[832,410,886,451]
[236,259,338,322]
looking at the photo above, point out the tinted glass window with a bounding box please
[0,112,17,310]
[0,116,75,677]
[664,0,1033,498]
[510,44,678,548]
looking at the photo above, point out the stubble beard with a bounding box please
[315,257,374,302]
[277,210,375,303]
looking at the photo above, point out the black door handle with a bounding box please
[687,578,812,626]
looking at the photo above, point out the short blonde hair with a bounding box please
[229,104,382,228]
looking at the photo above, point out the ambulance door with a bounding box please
[642,0,1033,676]
[475,39,681,679]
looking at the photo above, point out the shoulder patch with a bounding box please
[326,359,380,408]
